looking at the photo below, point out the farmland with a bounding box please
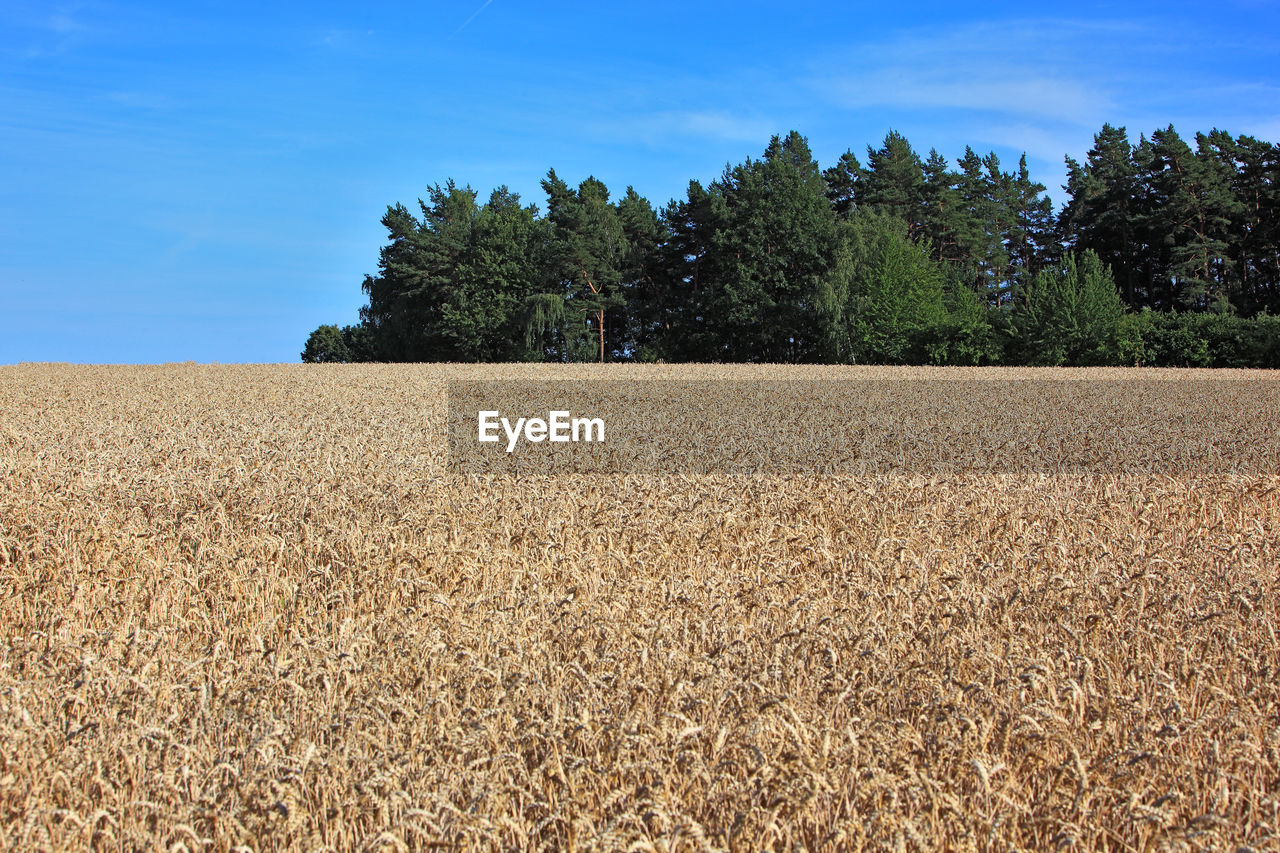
[1,364,1278,851]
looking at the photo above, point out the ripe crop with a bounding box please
[2,364,1277,851]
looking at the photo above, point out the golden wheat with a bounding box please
[1,364,1277,851]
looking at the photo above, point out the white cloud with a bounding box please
[807,19,1132,129]
[825,71,1111,127]
[672,111,779,143]
[590,110,780,147]
[970,122,1084,167]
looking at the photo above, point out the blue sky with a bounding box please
[3,0,1278,363]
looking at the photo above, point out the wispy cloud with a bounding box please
[969,122,1087,167]
[312,28,376,49]
[671,111,780,143]
[807,19,1133,129]
[590,109,781,147]
[824,71,1110,126]
[105,91,173,110]
[1241,117,1280,142]
[47,11,85,35]
[5,4,95,59]
[796,15,1280,201]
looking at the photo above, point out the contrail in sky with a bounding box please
[450,0,495,37]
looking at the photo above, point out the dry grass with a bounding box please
[1,364,1278,852]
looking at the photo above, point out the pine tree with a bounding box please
[1059,125,1145,307]
[919,149,960,265]
[862,131,925,237]
[540,171,628,361]
[657,179,725,361]
[359,183,481,361]
[444,186,550,361]
[332,123,1280,367]
[1228,134,1280,313]
[982,152,1014,305]
[1141,127,1240,311]
[615,187,668,360]
[823,149,863,219]
[1007,154,1057,293]
[702,131,844,361]
[953,148,997,302]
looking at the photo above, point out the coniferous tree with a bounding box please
[700,132,845,361]
[359,184,477,361]
[1191,130,1247,310]
[1140,127,1240,312]
[1007,154,1057,293]
[982,152,1015,305]
[823,149,863,219]
[540,171,628,361]
[1059,125,1146,307]
[862,131,925,237]
[318,124,1280,367]
[920,149,961,265]
[1228,134,1280,313]
[658,179,725,360]
[442,186,550,361]
[615,187,668,360]
[953,148,1000,302]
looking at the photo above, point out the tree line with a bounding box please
[304,125,1280,367]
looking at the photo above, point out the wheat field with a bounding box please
[1,364,1278,852]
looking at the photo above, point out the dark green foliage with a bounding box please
[1059,125,1146,306]
[301,324,352,363]
[694,132,847,362]
[615,187,670,361]
[657,179,724,361]
[358,200,442,361]
[538,171,628,361]
[1138,127,1242,312]
[1117,310,1280,368]
[1008,154,1058,290]
[309,124,1280,367]
[955,148,1012,305]
[355,181,555,362]
[1058,124,1280,316]
[919,149,960,265]
[862,131,925,237]
[1227,134,1280,314]
[441,186,554,361]
[341,324,378,362]
[823,150,863,219]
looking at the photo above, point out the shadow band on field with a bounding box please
[446,379,1280,476]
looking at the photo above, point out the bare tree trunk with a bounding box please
[578,263,606,363]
